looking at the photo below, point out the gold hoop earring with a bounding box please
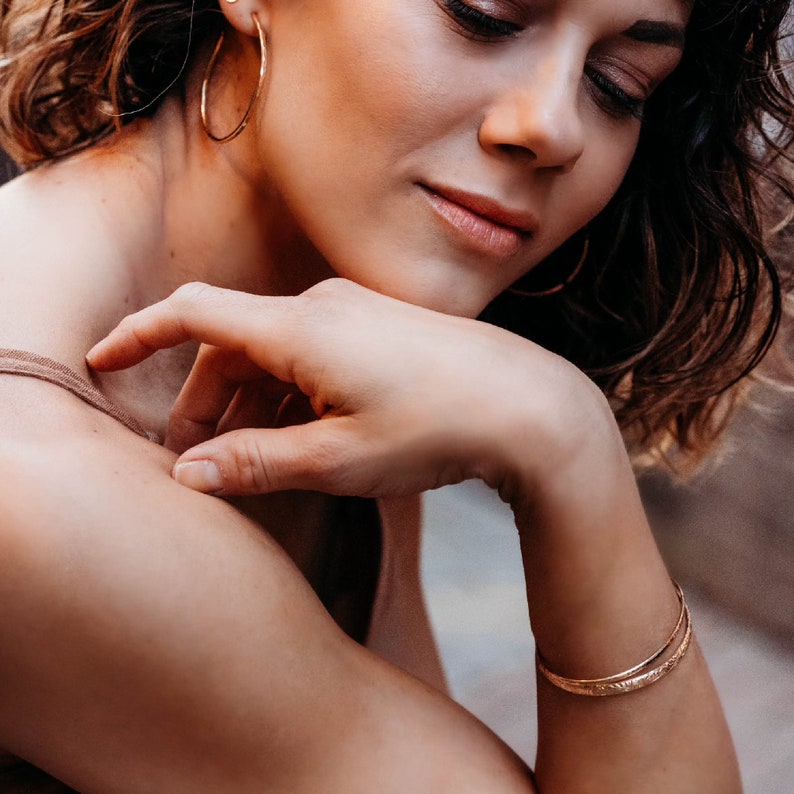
[508,233,589,298]
[200,13,267,143]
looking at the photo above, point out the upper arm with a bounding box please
[0,413,536,793]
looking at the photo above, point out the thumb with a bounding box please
[171,420,361,496]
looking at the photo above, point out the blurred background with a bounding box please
[2,152,793,791]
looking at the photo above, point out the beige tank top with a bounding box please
[0,348,159,442]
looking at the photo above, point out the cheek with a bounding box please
[259,5,467,190]
[311,8,470,146]
[524,123,639,283]
[253,5,480,289]
[571,126,639,229]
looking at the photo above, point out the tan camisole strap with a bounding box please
[0,348,160,443]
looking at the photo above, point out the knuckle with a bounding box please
[301,278,360,314]
[171,281,216,309]
[227,434,273,493]
[304,277,351,299]
[116,313,159,355]
[294,291,337,335]
[298,279,364,333]
[300,442,334,480]
[129,325,158,355]
[297,427,354,489]
[113,313,138,338]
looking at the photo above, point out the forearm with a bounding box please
[366,495,448,693]
[508,407,740,792]
[85,282,743,790]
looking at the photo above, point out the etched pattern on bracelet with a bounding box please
[536,584,693,697]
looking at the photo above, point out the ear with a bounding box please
[216,0,272,38]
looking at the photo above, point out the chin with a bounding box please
[379,278,490,318]
[336,260,497,319]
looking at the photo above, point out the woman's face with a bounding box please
[247,0,688,317]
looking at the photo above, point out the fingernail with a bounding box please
[84,343,103,365]
[173,460,224,494]
[85,336,114,368]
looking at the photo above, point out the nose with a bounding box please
[478,54,585,172]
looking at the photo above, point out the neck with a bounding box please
[51,83,334,437]
[108,94,333,305]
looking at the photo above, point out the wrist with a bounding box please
[489,359,625,525]
[480,361,680,676]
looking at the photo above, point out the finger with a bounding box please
[86,282,298,377]
[164,346,242,453]
[170,419,364,497]
[272,392,318,428]
[164,345,293,453]
[216,382,297,436]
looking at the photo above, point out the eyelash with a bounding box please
[443,0,647,121]
[442,0,520,39]
[586,68,646,120]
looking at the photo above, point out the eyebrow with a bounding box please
[622,20,687,50]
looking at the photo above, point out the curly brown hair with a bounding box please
[483,0,794,462]
[0,0,220,163]
[1,0,792,462]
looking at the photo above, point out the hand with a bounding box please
[87,279,603,501]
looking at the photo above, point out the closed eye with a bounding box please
[585,67,646,121]
[441,0,521,39]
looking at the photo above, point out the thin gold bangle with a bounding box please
[536,583,693,697]
[536,581,686,685]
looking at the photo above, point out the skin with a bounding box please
[210,0,685,316]
[0,0,741,790]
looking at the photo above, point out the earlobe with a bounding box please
[217,0,271,37]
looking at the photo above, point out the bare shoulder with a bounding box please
[0,376,290,635]
[0,164,135,361]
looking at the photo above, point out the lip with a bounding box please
[418,183,537,259]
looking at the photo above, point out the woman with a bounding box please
[0,0,790,790]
